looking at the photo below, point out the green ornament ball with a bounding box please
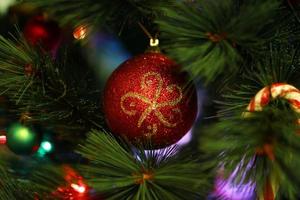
[6,123,42,155]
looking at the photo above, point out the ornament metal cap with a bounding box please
[146,38,161,53]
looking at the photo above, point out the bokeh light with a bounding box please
[85,32,131,86]
[41,141,53,152]
[213,161,256,200]
[8,124,35,143]
[71,183,87,194]
[73,25,87,40]
[37,140,54,156]
[0,0,16,15]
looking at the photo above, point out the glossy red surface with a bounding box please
[24,15,61,52]
[104,52,197,149]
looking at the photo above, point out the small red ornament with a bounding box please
[103,52,197,149]
[50,166,90,200]
[23,15,62,53]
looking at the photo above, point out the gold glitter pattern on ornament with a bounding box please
[121,72,183,135]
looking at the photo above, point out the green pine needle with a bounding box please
[0,150,66,199]
[77,130,211,200]
[157,0,284,83]
[0,31,41,103]
[23,0,173,32]
[29,165,66,195]
[0,32,104,142]
[200,107,300,200]
[216,45,300,117]
[0,159,36,200]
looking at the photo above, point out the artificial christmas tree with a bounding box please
[0,0,299,200]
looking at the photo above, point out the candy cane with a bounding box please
[244,83,300,200]
[245,83,300,114]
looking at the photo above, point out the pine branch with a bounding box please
[0,31,41,103]
[77,130,212,200]
[29,165,66,195]
[0,166,34,200]
[22,0,172,33]
[0,32,104,142]
[0,148,68,199]
[200,107,300,199]
[216,45,300,117]
[157,0,290,83]
[0,150,40,200]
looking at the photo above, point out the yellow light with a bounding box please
[17,128,31,140]
[73,26,87,40]
[0,0,16,15]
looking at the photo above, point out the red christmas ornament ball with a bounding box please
[24,15,62,52]
[103,52,198,149]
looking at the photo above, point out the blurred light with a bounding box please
[0,0,16,15]
[17,128,31,140]
[41,141,53,152]
[0,135,6,144]
[71,183,86,193]
[8,124,35,143]
[140,130,192,161]
[37,140,54,156]
[73,25,87,40]
[176,130,192,146]
[213,161,256,200]
[85,32,131,85]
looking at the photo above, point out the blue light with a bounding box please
[41,141,53,152]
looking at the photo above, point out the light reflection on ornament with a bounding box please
[142,130,192,160]
[213,161,256,200]
[176,129,192,146]
[17,128,31,140]
[73,25,88,40]
[0,0,16,15]
[0,135,6,144]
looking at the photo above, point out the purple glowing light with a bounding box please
[176,129,193,146]
[213,162,256,200]
[142,130,192,158]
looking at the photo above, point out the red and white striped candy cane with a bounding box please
[244,83,300,200]
[246,83,300,114]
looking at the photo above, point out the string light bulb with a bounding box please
[71,183,86,194]
[73,25,87,40]
[41,141,53,152]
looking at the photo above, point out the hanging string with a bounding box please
[138,22,159,47]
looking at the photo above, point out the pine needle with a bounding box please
[157,0,287,83]
[200,107,300,200]
[77,130,212,200]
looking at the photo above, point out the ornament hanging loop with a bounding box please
[150,38,159,47]
[138,22,160,52]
